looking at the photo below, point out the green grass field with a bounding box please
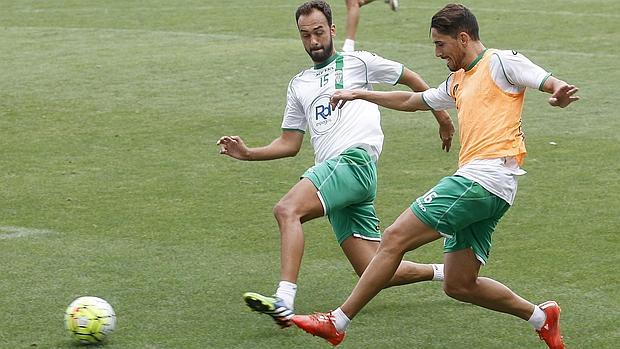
[1,0,619,348]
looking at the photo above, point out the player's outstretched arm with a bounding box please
[330,89,428,112]
[217,131,303,161]
[543,76,580,108]
[330,89,453,152]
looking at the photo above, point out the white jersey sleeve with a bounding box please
[422,75,456,110]
[281,74,306,132]
[352,51,403,85]
[490,50,551,93]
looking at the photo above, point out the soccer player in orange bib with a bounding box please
[292,4,578,349]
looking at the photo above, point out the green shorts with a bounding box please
[302,148,381,245]
[410,175,510,264]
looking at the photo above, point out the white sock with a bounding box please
[431,263,444,281]
[342,39,355,52]
[332,307,350,333]
[527,305,546,330]
[275,281,297,310]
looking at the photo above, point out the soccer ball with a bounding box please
[64,296,116,344]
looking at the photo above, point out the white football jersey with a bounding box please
[282,51,403,164]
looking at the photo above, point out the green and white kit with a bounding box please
[282,51,403,243]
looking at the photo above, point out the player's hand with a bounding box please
[439,120,454,152]
[216,136,251,160]
[548,84,580,108]
[330,90,356,110]
[432,110,454,152]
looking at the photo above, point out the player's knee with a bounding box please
[443,279,475,301]
[273,200,295,221]
[378,226,408,255]
[273,200,291,220]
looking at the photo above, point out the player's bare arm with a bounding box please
[331,89,428,112]
[543,76,580,108]
[398,69,454,152]
[217,131,304,161]
[331,89,453,152]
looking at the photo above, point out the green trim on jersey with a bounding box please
[538,73,552,91]
[314,53,339,69]
[282,128,305,134]
[493,52,514,85]
[393,64,405,86]
[335,54,344,89]
[282,128,306,134]
[465,48,488,71]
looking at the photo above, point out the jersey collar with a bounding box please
[314,53,340,69]
[465,48,488,71]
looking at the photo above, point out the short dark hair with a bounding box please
[295,1,333,27]
[430,4,480,40]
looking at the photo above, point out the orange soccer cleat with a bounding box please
[536,301,565,349]
[292,312,345,346]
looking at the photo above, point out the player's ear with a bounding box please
[457,32,470,46]
[331,24,336,38]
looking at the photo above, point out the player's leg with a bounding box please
[292,209,440,344]
[337,200,443,286]
[245,148,371,327]
[339,209,441,319]
[244,177,323,327]
[273,178,325,284]
[343,0,363,51]
[341,237,440,285]
[443,249,564,348]
[443,222,564,349]
[443,248,535,319]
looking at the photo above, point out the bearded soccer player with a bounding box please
[217,0,453,329]
[293,4,578,349]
